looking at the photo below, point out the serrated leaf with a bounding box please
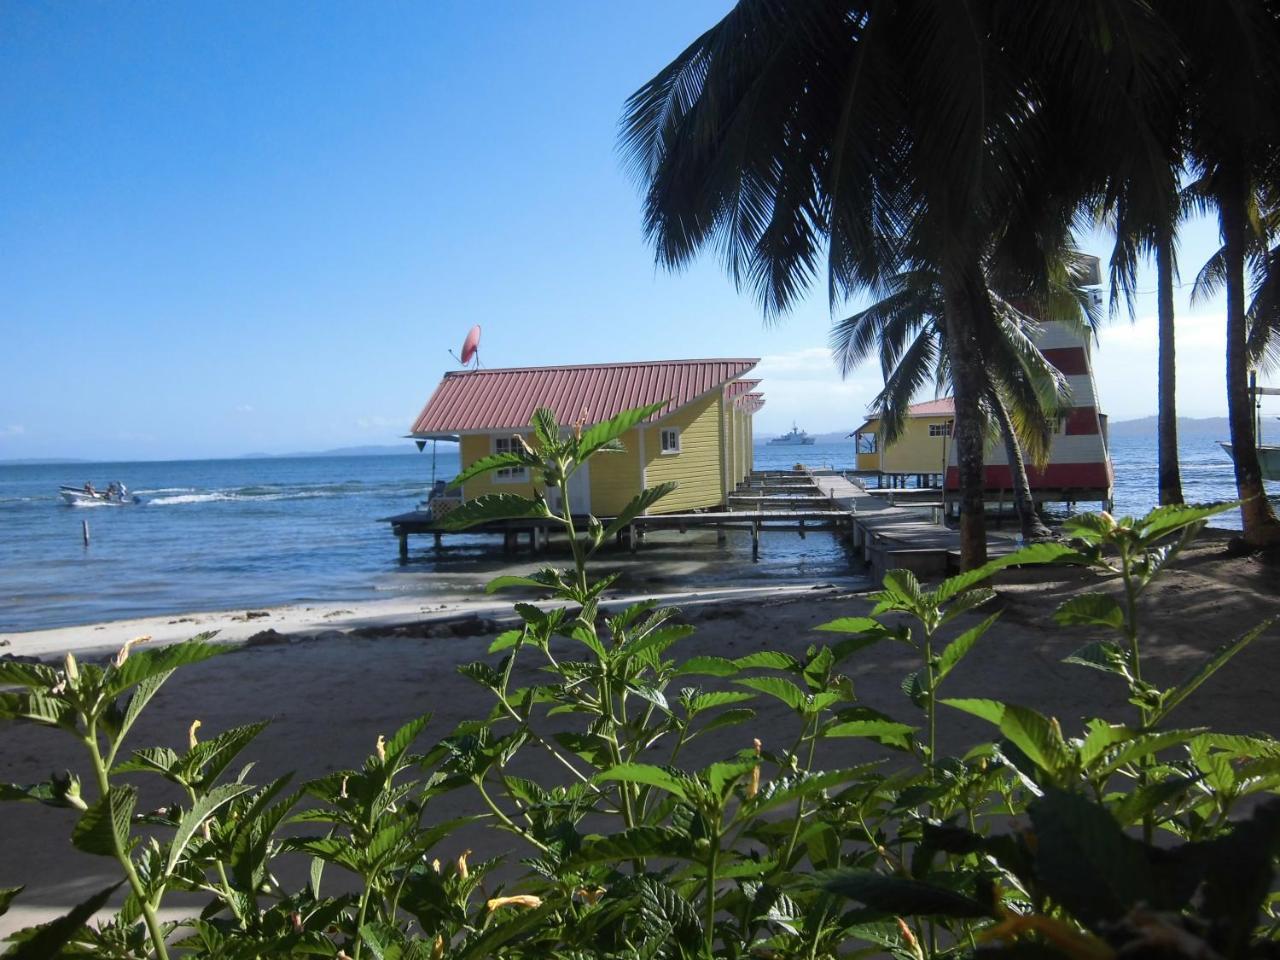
[675,656,738,677]
[106,636,224,695]
[685,690,754,715]
[440,493,549,531]
[0,886,22,916]
[818,869,991,917]
[935,612,999,681]
[943,699,1069,778]
[734,676,809,713]
[165,782,255,877]
[596,763,689,801]
[1063,640,1131,678]
[577,402,667,459]
[72,786,136,857]
[734,650,800,671]
[814,616,882,634]
[601,482,678,544]
[1137,501,1237,544]
[2,882,121,959]
[1152,618,1275,724]
[450,450,539,489]
[0,691,77,728]
[0,661,60,689]
[1028,789,1154,925]
[1054,594,1126,630]
[487,629,522,654]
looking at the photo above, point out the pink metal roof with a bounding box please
[725,379,761,400]
[411,358,760,435]
[907,397,955,417]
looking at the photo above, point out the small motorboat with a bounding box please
[1218,439,1280,482]
[60,484,142,506]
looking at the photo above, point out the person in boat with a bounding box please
[83,481,96,497]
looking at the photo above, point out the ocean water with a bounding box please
[1,432,1272,633]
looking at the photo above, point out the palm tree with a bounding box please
[620,0,1176,569]
[831,263,1098,541]
[1171,0,1280,545]
[1101,126,1187,507]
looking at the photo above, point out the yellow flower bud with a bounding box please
[486,895,542,912]
[63,652,79,683]
[188,719,202,750]
[375,734,386,763]
[431,934,444,960]
[455,849,471,879]
[113,635,151,669]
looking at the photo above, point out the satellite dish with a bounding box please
[460,325,481,368]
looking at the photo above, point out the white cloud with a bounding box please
[1092,312,1226,419]
[354,415,396,431]
[752,347,886,434]
[234,404,255,414]
[0,424,25,437]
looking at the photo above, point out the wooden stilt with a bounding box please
[751,520,760,562]
[398,532,408,563]
[83,519,90,547]
[629,524,638,554]
[716,524,726,544]
[433,532,442,548]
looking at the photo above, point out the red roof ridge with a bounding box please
[442,357,760,377]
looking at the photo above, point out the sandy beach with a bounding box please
[1,529,1277,937]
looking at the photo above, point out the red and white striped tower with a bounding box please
[945,319,1114,510]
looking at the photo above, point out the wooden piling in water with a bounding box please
[82,519,90,547]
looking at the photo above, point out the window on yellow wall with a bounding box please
[660,428,681,454]
[493,436,528,481]
[928,422,952,438]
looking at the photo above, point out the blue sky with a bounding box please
[0,2,1236,461]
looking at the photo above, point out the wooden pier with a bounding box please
[383,465,1009,584]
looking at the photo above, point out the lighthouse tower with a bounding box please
[944,318,1114,512]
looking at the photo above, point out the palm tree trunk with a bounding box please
[989,391,1052,541]
[1155,226,1184,506]
[944,275,988,569]
[1221,176,1280,545]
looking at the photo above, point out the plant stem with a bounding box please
[476,778,551,854]
[705,830,719,957]
[84,727,172,960]
[352,885,373,960]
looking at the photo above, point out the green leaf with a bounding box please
[439,493,549,531]
[0,660,60,689]
[684,690,754,715]
[674,656,738,677]
[450,450,539,488]
[0,886,22,916]
[484,570,563,594]
[1093,728,1208,776]
[165,782,255,877]
[826,719,917,750]
[596,763,690,801]
[818,869,992,918]
[577,401,667,459]
[72,786,136,857]
[933,542,1085,602]
[935,612,1000,682]
[1137,501,1237,544]
[1028,789,1154,925]
[734,676,809,713]
[600,482,678,543]
[1152,618,1275,724]
[943,699,1069,778]
[875,570,924,613]
[576,825,694,863]
[488,630,522,654]
[814,616,882,634]
[107,636,224,695]
[1062,640,1131,678]
[1054,594,1126,630]
[0,691,77,729]
[2,882,121,960]
[733,650,800,671]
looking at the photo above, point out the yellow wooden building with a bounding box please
[409,359,763,517]
[853,398,954,480]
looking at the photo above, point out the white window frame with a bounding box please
[493,435,528,482]
[928,422,952,438]
[660,427,681,455]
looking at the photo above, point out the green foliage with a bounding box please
[2,468,1276,958]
